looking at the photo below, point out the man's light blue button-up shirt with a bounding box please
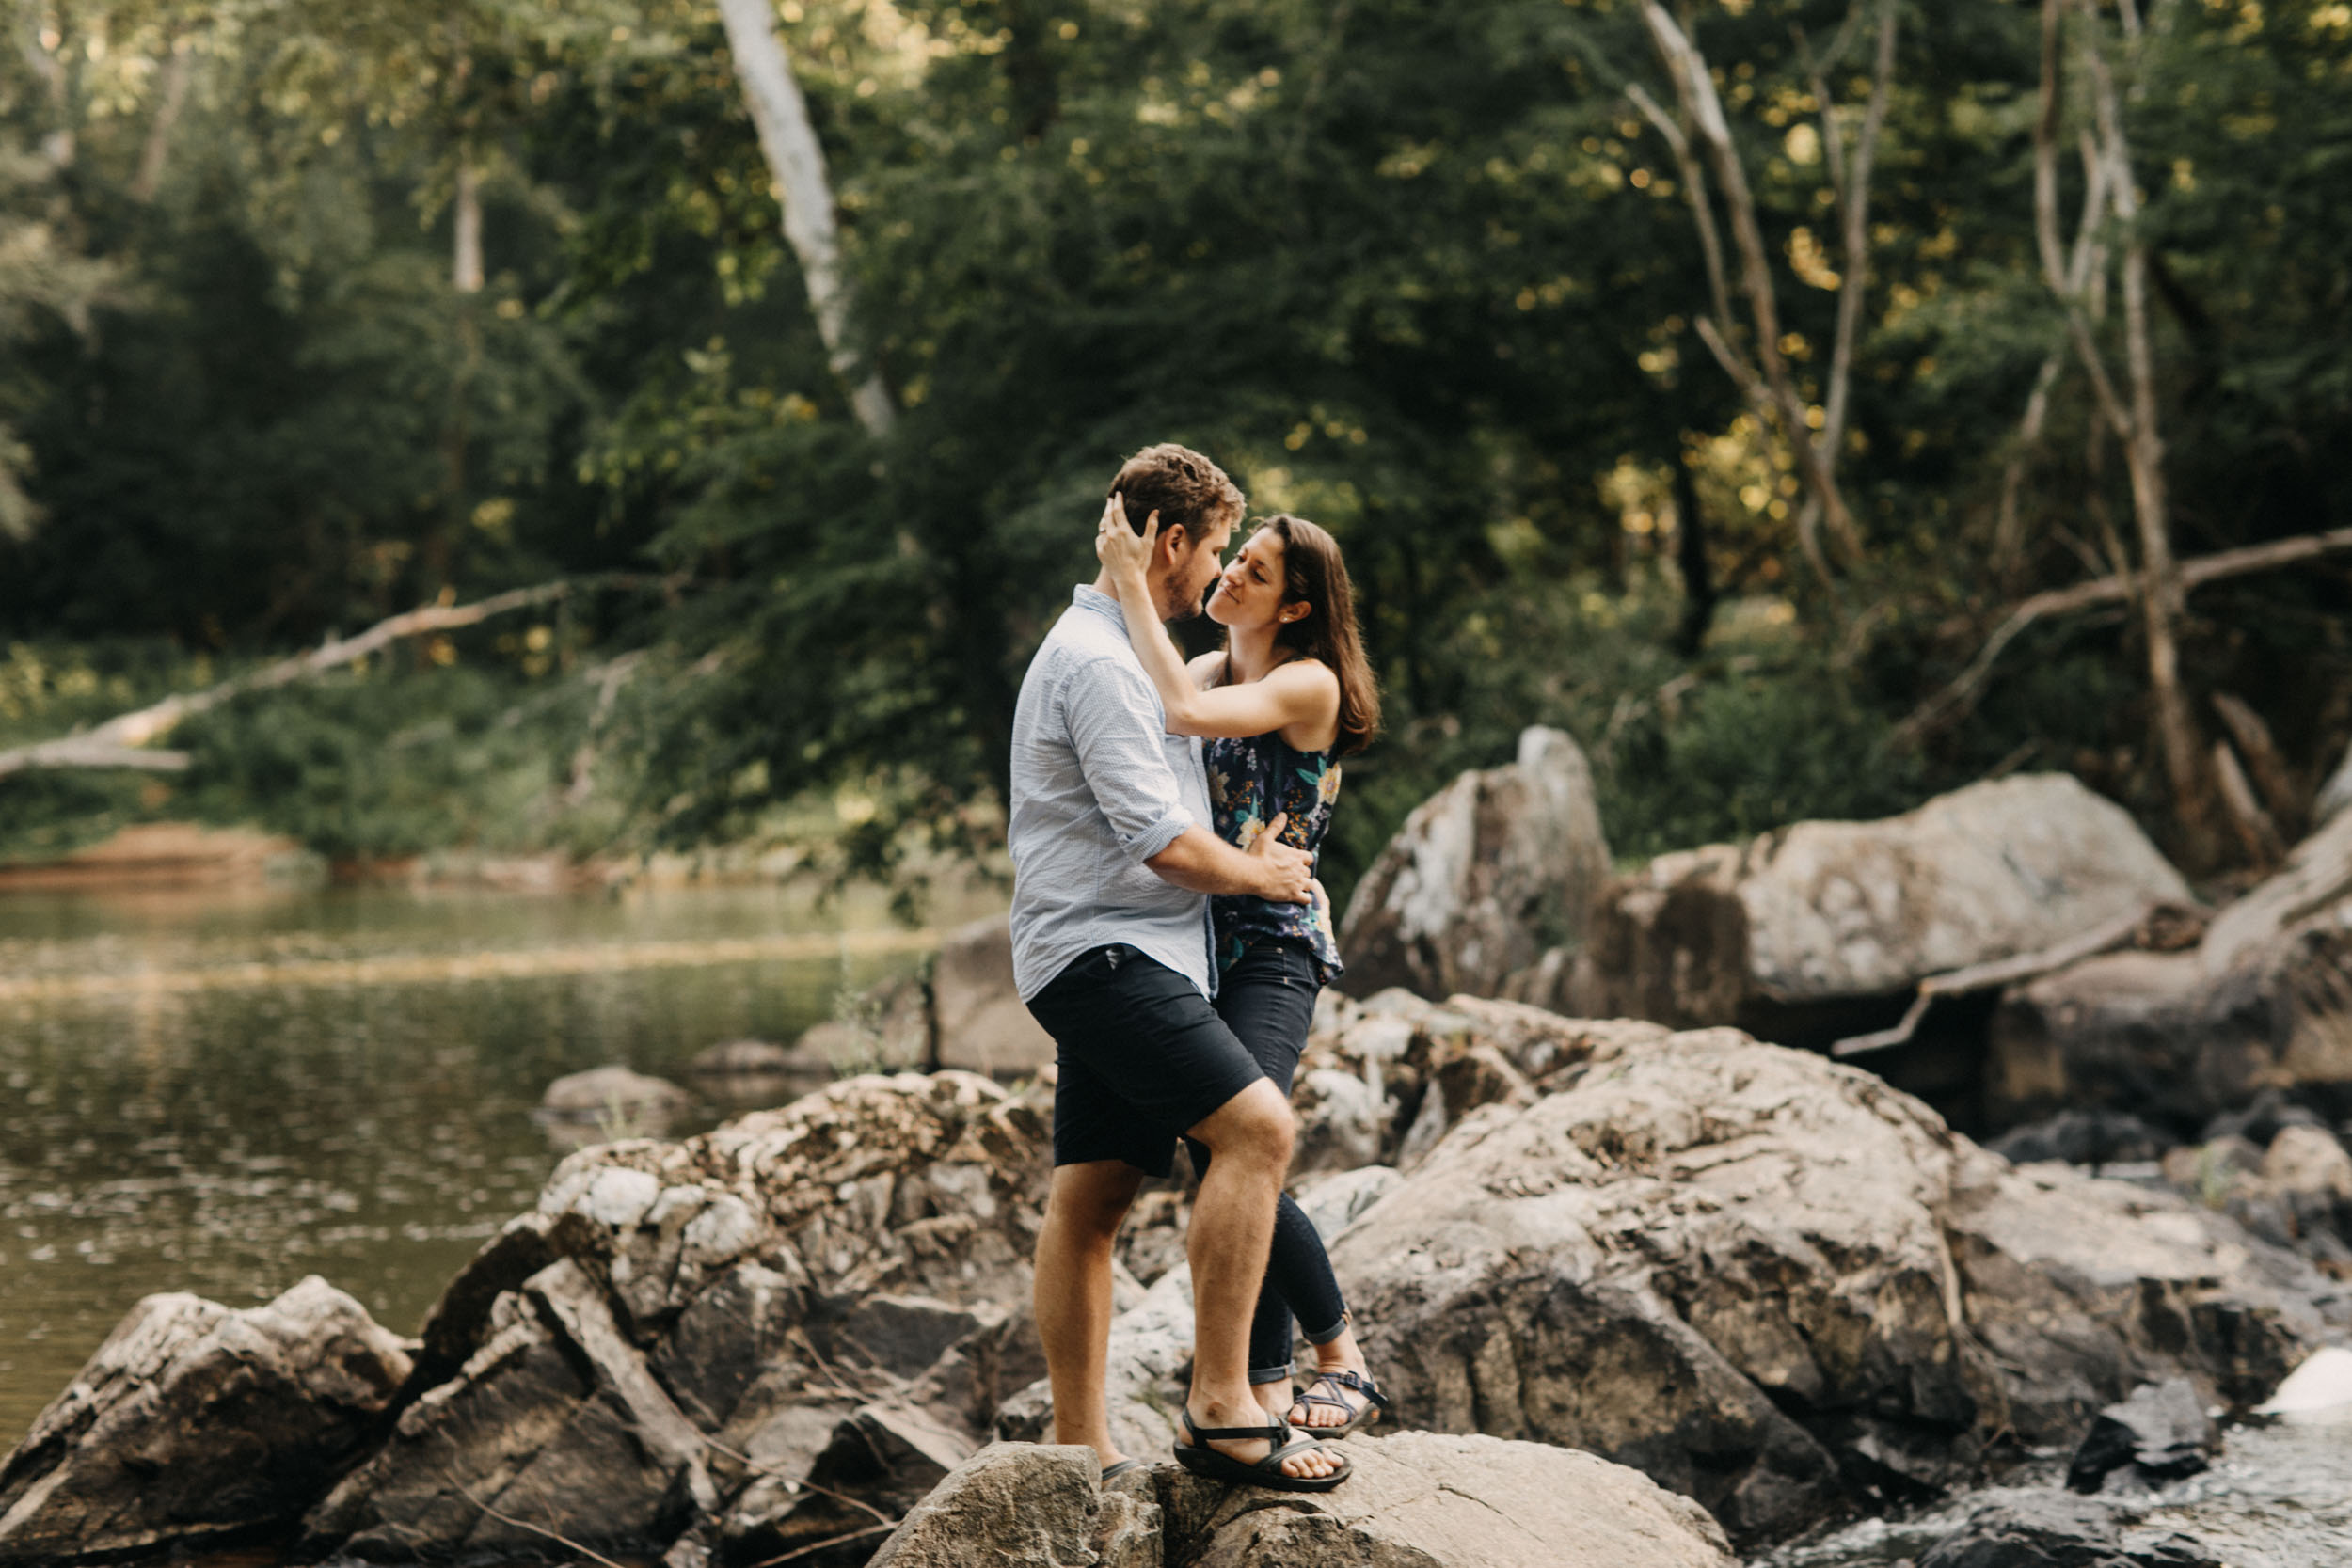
[1009,586,1216,1003]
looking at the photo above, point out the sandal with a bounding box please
[1100,1458,1146,1482]
[1173,1407,1351,1492]
[1289,1368,1393,1438]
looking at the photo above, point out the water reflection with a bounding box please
[0,881,990,1449]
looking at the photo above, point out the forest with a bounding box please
[2,0,2348,909]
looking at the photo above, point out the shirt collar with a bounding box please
[1072,584,1132,635]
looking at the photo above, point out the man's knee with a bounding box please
[1045,1161,1144,1240]
[1189,1079,1295,1168]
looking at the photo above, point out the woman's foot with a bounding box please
[1289,1329,1386,1433]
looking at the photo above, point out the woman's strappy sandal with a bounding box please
[1289,1367,1393,1438]
[1173,1407,1351,1492]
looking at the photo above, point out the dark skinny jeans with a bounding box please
[1184,938,1349,1386]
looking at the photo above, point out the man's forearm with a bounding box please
[1145,825,1275,898]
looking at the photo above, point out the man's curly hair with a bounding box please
[1106,443,1245,542]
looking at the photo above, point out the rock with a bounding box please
[1289,1068,1384,1177]
[537,1064,695,1137]
[864,1442,1157,1568]
[2263,1124,2352,1203]
[1992,1110,2174,1169]
[0,1277,413,1562]
[2065,1379,2217,1493]
[796,970,936,1074]
[689,1037,805,1076]
[2200,1086,2331,1148]
[933,914,1056,1075]
[1160,1431,1734,1568]
[1576,773,2190,1039]
[1291,1164,1401,1243]
[1917,1492,2219,1568]
[1991,808,2352,1130]
[997,1265,1196,1465]
[841,1295,987,1380]
[720,1402,977,1566]
[2317,736,2352,829]
[301,1071,1051,1560]
[1312,1008,2342,1545]
[2254,1343,2352,1423]
[1337,726,1612,1001]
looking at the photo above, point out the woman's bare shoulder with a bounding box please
[1185,651,1225,689]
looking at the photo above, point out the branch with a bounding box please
[1994,134,2109,578]
[1820,0,1896,459]
[0,577,674,779]
[1834,902,2153,1056]
[2034,0,2132,443]
[1642,3,1858,576]
[1895,527,2352,745]
[1626,81,1743,387]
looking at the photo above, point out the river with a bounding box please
[0,878,999,1449]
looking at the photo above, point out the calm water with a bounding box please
[0,879,997,1449]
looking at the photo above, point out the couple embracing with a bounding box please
[1009,442,1387,1492]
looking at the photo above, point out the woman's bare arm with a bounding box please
[1096,499,1340,740]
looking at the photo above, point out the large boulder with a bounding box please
[1916,1493,2218,1568]
[1338,726,1611,1001]
[299,1071,1051,1561]
[0,1277,413,1563]
[1304,1006,2342,1545]
[932,914,1057,1075]
[1571,773,2191,1040]
[1991,806,2352,1131]
[1160,1431,1733,1568]
[862,1434,1731,1568]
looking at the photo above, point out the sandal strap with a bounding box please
[1309,1369,1394,1413]
[1182,1408,1292,1445]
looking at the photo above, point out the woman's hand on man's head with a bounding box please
[1096,493,1159,581]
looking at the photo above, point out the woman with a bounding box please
[1095,493,1391,1444]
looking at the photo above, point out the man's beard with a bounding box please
[1158,578,1211,623]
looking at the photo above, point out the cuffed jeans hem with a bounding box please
[1248,1365,1294,1386]
[1300,1310,1349,1347]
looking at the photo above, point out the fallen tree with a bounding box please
[0,578,672,780]
[1896,525,2352,747]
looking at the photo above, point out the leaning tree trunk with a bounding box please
[715,0,896,440]
[2073,0,2212,859]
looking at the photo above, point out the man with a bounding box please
[1010,442,1348,1490]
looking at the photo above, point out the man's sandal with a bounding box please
[1289,1368,1393,1438]
[1173,1407,1351,1492]
[1100,1458,1146,1482]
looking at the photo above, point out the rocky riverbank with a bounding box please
[8,736,2352,1565]
[5,989,2346,1565]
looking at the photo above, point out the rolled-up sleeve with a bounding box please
[1061,657,1195,862]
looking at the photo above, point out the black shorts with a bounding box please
[1025,943,1267,1179]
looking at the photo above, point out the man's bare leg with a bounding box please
[1034,1160,1146,1469]
[1184,1079,1341,1481]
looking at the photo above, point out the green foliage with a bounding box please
[3,0,2350,886]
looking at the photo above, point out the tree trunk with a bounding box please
[715,0,896,440]
[2076,0,2211,858]
[131,43,196,202]
[1641,3,1860,575]
[1673,455,1716,655]
[452,159,485,293]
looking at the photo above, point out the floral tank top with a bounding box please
[1206,726,1345,986]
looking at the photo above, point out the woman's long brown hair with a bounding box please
[1222,514,1382,756]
